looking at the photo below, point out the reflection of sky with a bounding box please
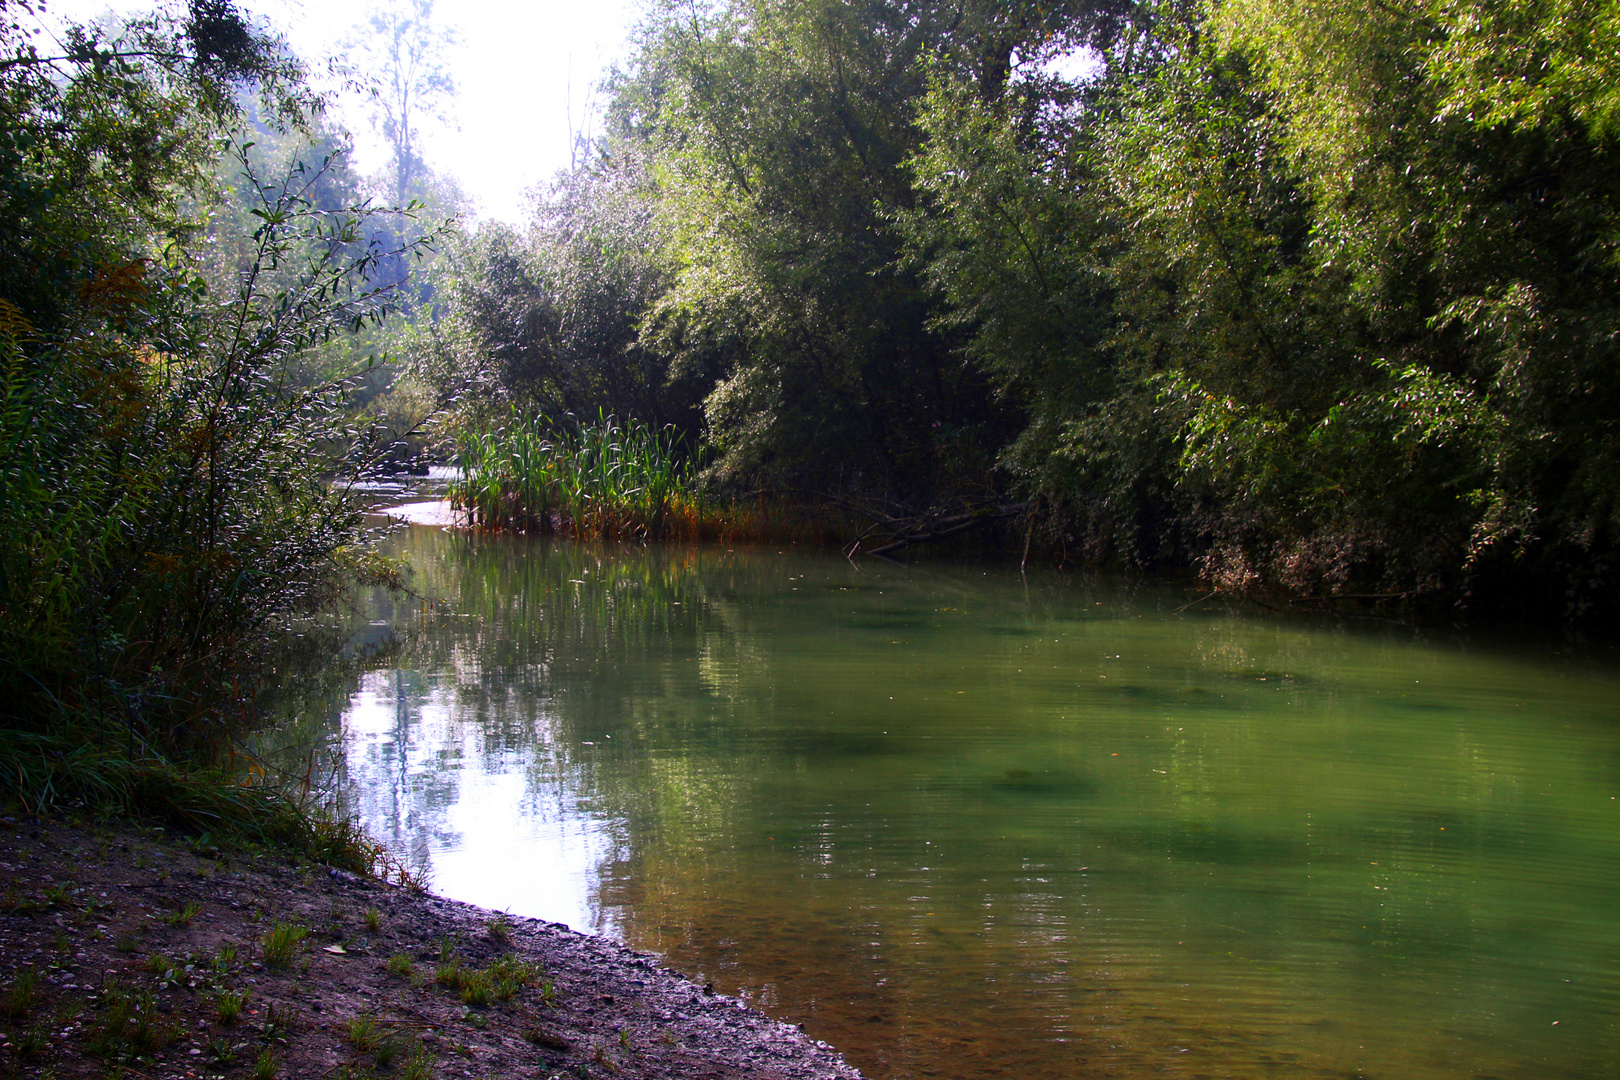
[318,528,1620,1080]
[339,671,616,934]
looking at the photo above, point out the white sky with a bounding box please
[36,0,645,225]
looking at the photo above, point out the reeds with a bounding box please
[451,411,704,540]
[451,410,877,545]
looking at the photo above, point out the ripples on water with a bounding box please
[321,526,1620,1080]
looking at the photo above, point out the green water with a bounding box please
[330,525,1620,1079]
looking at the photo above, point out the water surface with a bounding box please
[329,526,1620,1080]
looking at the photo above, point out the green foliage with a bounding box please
[425,157,692,431]
[421,0,1620,613]
[623,0,1031,496]
[0,0,447,826]
[900,70,1115,497]
[451,410,702,540]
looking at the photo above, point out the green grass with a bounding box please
[401,1042,436,1080]
[252,1049,280,1080]
[345,1013,382,1052]
[2,970,42,1020]
[214,986,251,1024]
[430,951,543,1007]
[164,900,203,927]
[260,922,308,970]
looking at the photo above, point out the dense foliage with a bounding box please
[426,0,1620,617]
[0,0,422,822]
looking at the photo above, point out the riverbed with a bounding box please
[319,523,1620,1080]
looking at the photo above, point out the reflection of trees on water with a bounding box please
[307,527,1620,1080]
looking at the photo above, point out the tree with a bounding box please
[0,0,426,770]
[345,0,458,211]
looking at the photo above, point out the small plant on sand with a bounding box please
[260,1003,294,1043]
[163,901,204,927]
[209,1035,244,1065]
[261,922,308,970]
[487,955,541,1000]
[488,912,513,943]
[459,970,493,1008]
[87,983,180,1062]
[214,986,251,1024]
[15,1024,49,1057]
[346,1013,382,1053]
[401,1042,437,1080]
[214,942,239,972]
[3,970,42,1019]
[434,956,466,990]
[364,907,382,933]
[372,1035,407,1068]
[387,952,414,978]
[252,1049,280,1080]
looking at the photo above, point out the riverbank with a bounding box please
[0,815,865,1080]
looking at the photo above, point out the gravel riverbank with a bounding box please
[0,817,865,1080]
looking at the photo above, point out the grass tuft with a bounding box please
[252,1049,280,1080]
[345,1013,382,1053]
[2,970,42,1020]
[260,922,308,970]
[214,986,251,1024]
[163,900,203,927]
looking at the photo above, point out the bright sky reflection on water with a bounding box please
[327,525,1620,1080]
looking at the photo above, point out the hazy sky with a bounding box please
[37,0,644,225]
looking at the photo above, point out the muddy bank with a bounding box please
[0,816,865,1080]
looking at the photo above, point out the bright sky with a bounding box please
[37,0,645,225]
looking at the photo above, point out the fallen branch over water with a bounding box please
[861,502,1034,557]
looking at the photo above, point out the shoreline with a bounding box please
[0,815,865,1079]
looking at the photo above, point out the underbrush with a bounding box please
[0,133,429,880]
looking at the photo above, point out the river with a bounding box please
[319,522,1620,1079]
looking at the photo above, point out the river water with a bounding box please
[324,523,1620,1080]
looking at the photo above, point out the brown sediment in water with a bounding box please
[0,816,864,1079]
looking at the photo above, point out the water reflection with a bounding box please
[327,525,1620,1080]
